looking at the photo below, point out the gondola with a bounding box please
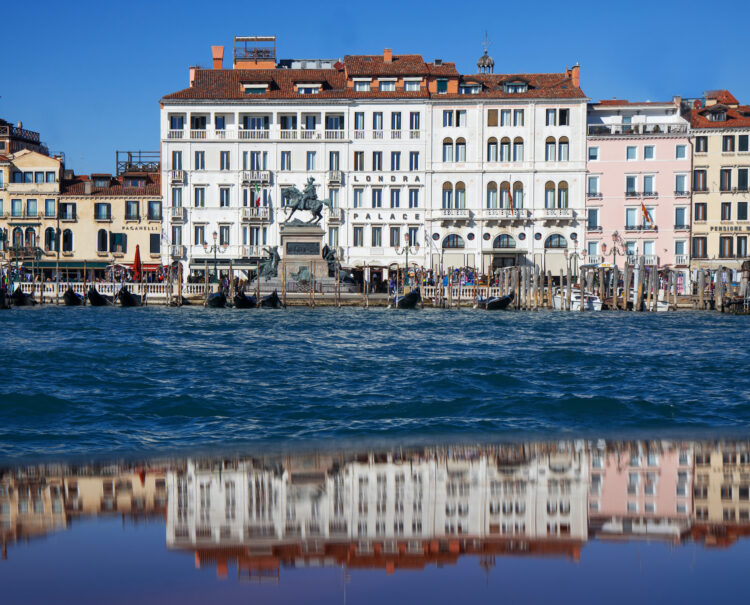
[395,287,421,309]
[63,287,84,306]
[205,291,227,308]
[117,286,143,307]
[480,291,514,310]
[0,287,10,309]
[11,287,37,306]
[87,286,113,306]
[233,291,257,309]
[259,290,284,309]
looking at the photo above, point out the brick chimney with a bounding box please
[384,48,392,63]
[211,45,224,70]
[84,180,92,195]
[569,64,580,88]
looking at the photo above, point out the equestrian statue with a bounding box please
[281,177,334,224]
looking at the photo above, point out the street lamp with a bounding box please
[394,232,420,286]
[203,230,228,283]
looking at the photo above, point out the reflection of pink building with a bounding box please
[585,99,691,291]
[588,443,693,541]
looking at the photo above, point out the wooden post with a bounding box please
[256,260,261,303]
[547,270,553,309]
[513,267,519,310]
[178,262,183,307]
[204,260,209,306]
[611,265,618,311]
[310,261,315,308]
[281,260,287,307]
[698,270,704,309]
[229,261,234,303]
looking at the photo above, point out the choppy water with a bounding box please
[0,306,749,459]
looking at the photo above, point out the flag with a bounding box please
[254,182,261,207]
[508,187,514,211]
[641,202,654,228]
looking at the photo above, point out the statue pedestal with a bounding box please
[280,223,328,282]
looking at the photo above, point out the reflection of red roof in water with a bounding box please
[188,537,583,579]
[690,523,750,548]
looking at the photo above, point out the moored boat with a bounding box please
[233,291,257,308]
[0,287,10,309]
[63,287,84,306]
[480,292,514,310]
[552,288,602,311]
[259,290,284,309]
[395,287,421,309]
[87,286,113,306]
[206,291,228,308]
[11,287,37,307]
[117,286,143,307]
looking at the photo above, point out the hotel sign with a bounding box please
[123,225,160,231]
[710,225,750,232]
[352,212,422,221]
[350,174,421,184]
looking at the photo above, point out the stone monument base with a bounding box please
[279,222,329,283]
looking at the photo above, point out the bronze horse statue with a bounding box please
[281,177,334,224]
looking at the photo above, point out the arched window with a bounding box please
[62,229,73,252]
[513,182,524,209]
[500,181,511,208]
[25,227,36,248]
[442,234,465,249]
[545,136,556,161]
[442,138,454,162]
[513,137,524,162]
[45,227,57,252]
[442,182,453,209]
[500,137,511,162]
[558,181,569,208]
[493,234,516,249]
[545,234,567,249]
[545,181,556,209]
[455,181,466,208]
[455,137,466,162]
[558,136,569,161]
[486,182,498,208]
[487,137,498,162]
[97,229,108,253]
[12,227,23,248]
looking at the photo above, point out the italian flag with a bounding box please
[254,182,261,207]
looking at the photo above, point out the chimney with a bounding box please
[84,180,92,195]
[17,121,22,129]
[569,64,580,88]
[384,48,392,63]
[211,45,224,70]
[189,66,196,86]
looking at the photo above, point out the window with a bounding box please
[692,236,707,258]
[194,151,205,170]
[740,135,749,152]
[110,232,127,254]
[721,202,732,221]
[675,240,686,256]
[545,234,567,249]
[379,80,395,92]
[558,108,569,125]
[674,206,687,227]
[96,229,107,253]
[390,189,400,208]
[220,151,230,170]
[626,208,638,228]
[306,151,316,171]
[281,151,291,171]
[171,187,182,207]
[125,201,139,221]
[513,109,524,126]
[59,203,76,220]
[354,151,364,171]
[95,203,111,220]
[626,146,637,160]
[694,203,707,221]
[404,80,420,92]
[487,138,498,162]
[45,199,55,217]
[739,169,749,191]
[148,200,161,220]
[693,170,707,191]
[372,189,382,208]
[500,109,511,126]
[11,199,22,217]
[456,110,467,127]
[487,109,498,127]
[676,144,687,159]
[544,182,555,208]
[723,135,735,152]
[354,80,370,92]
[409,152,419,171]
[149,233,160,255]
[501,138,511,162]
[493,234,516,249]
[455,182,466,208]
[169,115,184,130]
[545,137,556,161]
[487,182,498,208]
[194,187,205,208]
[408,227,419,246]
[328,226,339,248]
[409,112,420,131]
[675,174,688,194]
[546,109,556,126]
[353,226,364,246]
[721,169,732,191]
[588,147,599,161]
[442,183,453,209]
[372,151,382,171]
[442,234,465,248]
[23,171,32,183]
[391,151,400,171]
[643,175,655,195]
[409,189,419,208]
[738,201,748,221]
[353,189,363,208]
[219,187,230,207]
[720,235,734,259]
[371,226,382,246]
[436,79,448,94]
[443,138,454,162]
[443,110,453,127]
[695,136,708,153]
[389,226,401,247]
[456,138,466,161]
[587,176,600,195]
[557,137,568,161]
[372,112,383,131]
[218,225,229,245]
[588,208,600,228]
[644,145,655,160]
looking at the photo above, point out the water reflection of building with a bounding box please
[691,443,750,548]
[166,444,588,578]
[588,441,693,541]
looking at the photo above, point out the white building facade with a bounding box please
[160,39,587,278]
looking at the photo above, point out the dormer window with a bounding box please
[353,79,371,92]
[243,83,268,95]
[93,178,109,188]
[710,111,726,122]
[379,79,396,92]
[125,178,145,188]
[297,84,321,95]
[436,79,448,94]
[504,82,528,93]
[404,78,421,92]
[459,84,481,95]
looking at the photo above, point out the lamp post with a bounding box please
[394,232,420,286]
[203,230,228,283]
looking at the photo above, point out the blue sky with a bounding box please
[3,0,749,174]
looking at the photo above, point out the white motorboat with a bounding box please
[627,290,669,312]
[552,288,603,311]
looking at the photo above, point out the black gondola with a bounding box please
[63,287,84,306]
[395,287,421,309]
[87,286,113,306]
[117,286,143,307]
[206,291,227,308]
[0,287,10,309]
[11,287,37,306]
[480,291,514,310]
[233,291,257,308]
[259,290,284,309]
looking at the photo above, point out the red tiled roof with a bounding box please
[706,89,739,105]
[61,173,160,196]
[445,73,585,100]
[344,53,439,76]
[690,101,750,129]
[594,99,673,107]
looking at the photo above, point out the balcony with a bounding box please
[627,254,659,266]
[328,170,342,185]
[435,208,470,221]
[238,129,270,140]
[674,190,691,197]
[170,206,185,221]
[625,190,641,198]
[372,130,384,140]
[409,130,421,139]
[241,245,263,258]
[587,123,688,136]
[675,254,689,266]
[325,130,346,140]
[241,170,271,185]
[170,170,186,184]
[642,191,658,198]
[240,207,270,222]
[327,207,343,222]
[190,129,207,139]
[538,208,574,221]
[587,191,603,199]
[300,129,321,140]
[390,130,402,140]
[167,129,184,139]
[587,224,603,232]
[674,224,690,231]
[482,208,528,221]
[170,245,186,259]
[584,254,603,265]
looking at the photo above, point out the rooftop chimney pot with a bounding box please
[384,48,392,63]
[211,45,224,70]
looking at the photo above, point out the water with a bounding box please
[1,307,749,459]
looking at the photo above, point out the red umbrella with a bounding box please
[133,244,142,282]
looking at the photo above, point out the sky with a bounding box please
[3,0,749,175]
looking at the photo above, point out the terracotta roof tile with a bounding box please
[706,89,739,105]
[690,95,750,129]
[344,54,436,76]
[61,172,160,196]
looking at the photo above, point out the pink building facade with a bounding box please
[585,99,692,292]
